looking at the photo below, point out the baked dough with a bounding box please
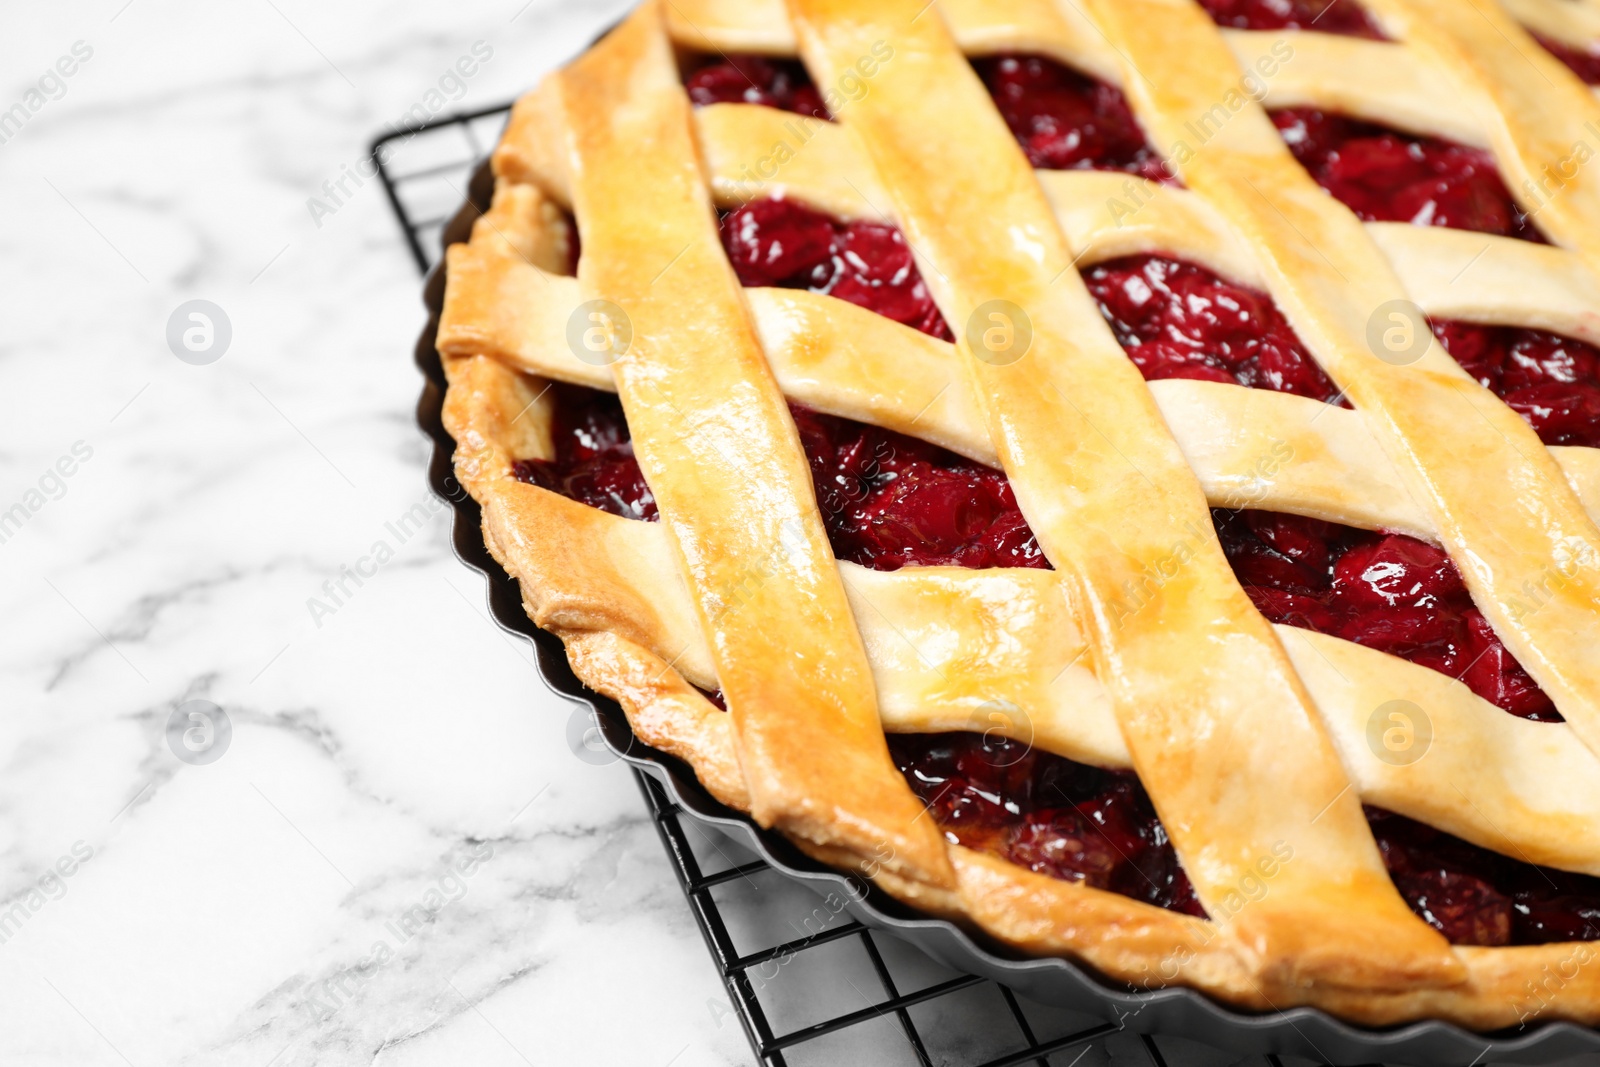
[436,0,1600,1028]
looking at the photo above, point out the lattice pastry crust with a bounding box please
[436,0,1600,1028]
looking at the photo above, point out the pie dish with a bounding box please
[434,0,1600,1032]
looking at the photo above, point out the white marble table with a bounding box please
[0,2,751,1063]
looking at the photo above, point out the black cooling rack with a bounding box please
[374,103,1380,1067]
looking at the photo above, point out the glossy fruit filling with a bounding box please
[684,55,829,119]
[1432,322,1600,449]
[516,369,1559,722]
[512,383,1045,570]
[1092,252,1600,448]
[1536,34,1600,85]
[534,67,1599,937]
[889,731,1600,945]
[887,732,1205,916]
[719,195,953,340]
[791,406,1047,570]
[1273,108,1542,241]
[687,50,1545,247]
[1197,0,1385,37]
[688,51,1170,182]
[1369,808,1600,945]
[515,378,1600,941]
[1214,509,1559,720]
[512,384,656,521]
[973,55,1173,182]
[1085,254,1343,403]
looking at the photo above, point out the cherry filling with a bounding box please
[1085,254,1343,403]
[1536,34,1600,85]
[719,196,953,339]
[686,50,1545,248]
[1273,108,1542,241]
[516,391,1597,938]
[688,51,1170,183]
[1432,322,1600,449]
[1369,807,1600,946]
[792,406,1047,570]
[512,385,657,521]
[1086,253,1600,448]
[973,56,1174,182]
[888,732,1205,916]
[1073,264,1570,721]
[508,383,1045,568]
[684,55,829,119]
[1214,509,1560,720]
[1197,0,1386,38]
[518,167,1597,936]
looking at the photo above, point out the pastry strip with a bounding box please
[502,101,1600,345]
[441,237,1600,539]
[784,0,1461,990]
[554,3,952,887]
[1365,0,1600,272]
[1091,0,1600,761]
[653,0,1578,146]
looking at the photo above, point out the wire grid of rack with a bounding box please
[376,102,1391,1067]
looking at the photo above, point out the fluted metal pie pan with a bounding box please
[412,155,1600,1067]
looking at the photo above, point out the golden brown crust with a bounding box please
[553,3,954,889]
[431,0,1600,1030]
[1095,0,1600,765]
[1364,0,1600,273]
[789,0,1460,992]
[440,248,1600,1029]
[563,631,750,810]
[442,342,1600,877]
[956,848,1600,1030]
[438,191,1600,542]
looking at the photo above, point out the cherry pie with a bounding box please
[436,0,1600,1029]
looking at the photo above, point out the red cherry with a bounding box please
[788,85,828,120]
[1275,108,1541,242]
[1005,807,1122,887]
[512,386,658,521]
[825,221,945,331]
[1395,868,1513,946]
[718,199,953,339]
[1244,586,1339,632]
[685,61,781,109]
[1458,610,1560,720]
[1275,108,1357,164]
[1125,343,1237,385]
[973,55,1172,181]
[1330,535,1466,611]
[685,55,831,119]
[1431,323,1600,444]
[1503,382,1600,447]
[1243,511,1337,576]
[1212,511,1570,725]
[1338,606,1465,668]
[978,510,1050,569]
[1536,33,1600,84]
[1431,321,1508,389]
[1229,542,1326,595]
[1325,135,1431,193]
[1250,339,1341,401]
[1504,330,1599,388]
[1196,0,1384,37]
[720,198,837,288]
[1084,256,1338,402]
[1391,170,1515,237]
[858,470,999,556]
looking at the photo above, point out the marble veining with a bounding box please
[0,2,749,1063]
